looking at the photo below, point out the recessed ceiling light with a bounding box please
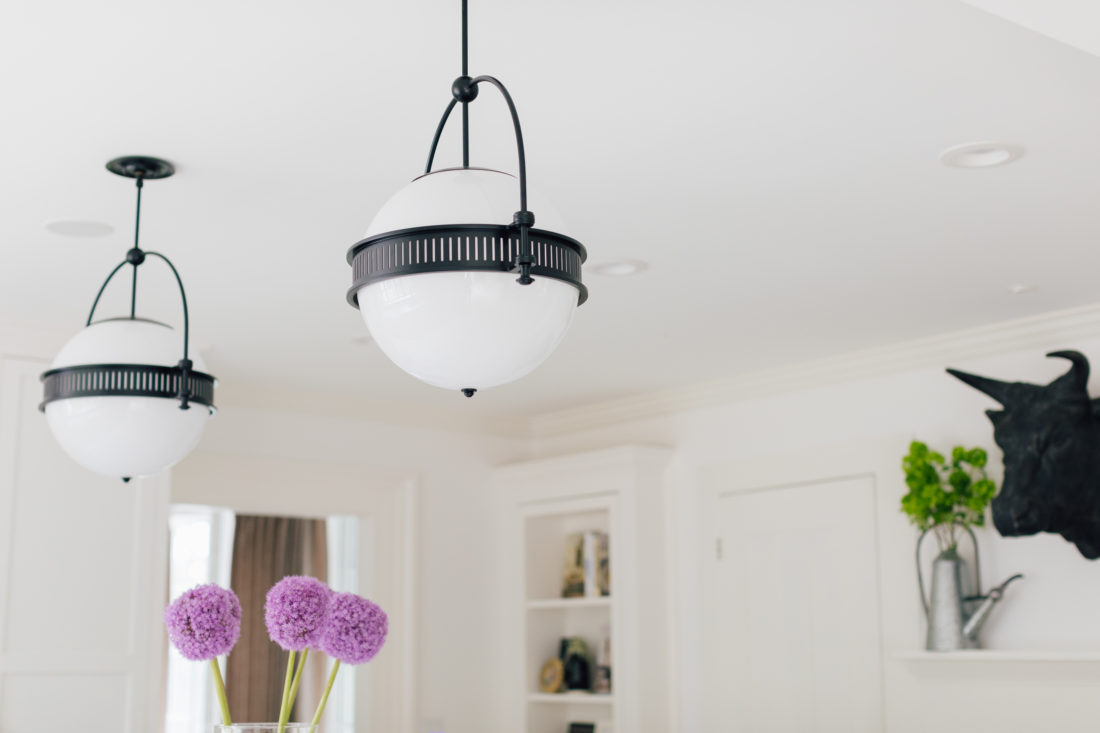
[593,260,648,277]
[45,220,115,237]
[940,142,1024,169]
[1010,283,1037,295]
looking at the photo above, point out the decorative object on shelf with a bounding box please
[948,351,1100,559]
[165,577,387,733]
[344,0,588,398]
[593,623,612,694]
[916,526,1023,651]
[40,156,216,481]
[539,657,564,693]
[901,441,996,553]
[902,441,1023,650]
[560,637,592,692]
[562,530,610,598]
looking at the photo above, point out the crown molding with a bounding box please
[527,302,1100,439]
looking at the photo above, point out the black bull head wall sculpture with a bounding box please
[948,351,1100,559]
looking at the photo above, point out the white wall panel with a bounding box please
[705,476,883,733]
[1,673,130,733]
[0,357,168,733]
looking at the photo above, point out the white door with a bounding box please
[0,358,169,733]
[704,475,883,733]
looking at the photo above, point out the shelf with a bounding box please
[526,597,612,611]
[893,650,1100,662]
[527,693,614,705]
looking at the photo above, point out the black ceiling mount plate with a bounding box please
[105,156,175,180]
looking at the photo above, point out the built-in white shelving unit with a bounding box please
[526,693,616,705]
[526,597,613,611]
[494,446,672,733]
[523,501,614,733]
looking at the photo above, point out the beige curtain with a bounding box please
[227,514,328,724]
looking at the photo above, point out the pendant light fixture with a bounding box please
[41,156,216,481]
[346,0,588,398]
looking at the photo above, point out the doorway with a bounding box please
[703,475,884,732]
[164,505,362,733]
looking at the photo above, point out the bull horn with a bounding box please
[946,368,1012,405]
[1047,350,1090,394]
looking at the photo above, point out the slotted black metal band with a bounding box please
[346,224,588,308]
[40,363,217,414]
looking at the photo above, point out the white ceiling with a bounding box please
[961,0,1100,57]
[6,0,1100,429]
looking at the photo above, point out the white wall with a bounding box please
[0,354,169,733]
[530,336,1100,732]
[12,314,1100,733]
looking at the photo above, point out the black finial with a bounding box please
[461,388,477,398]
[452,76,479,103]
[121,476,132,483]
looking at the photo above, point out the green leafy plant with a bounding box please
[901,441,997,552]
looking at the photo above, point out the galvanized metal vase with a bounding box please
[923,546,977,650]
[917,526,981,651]
[917,525,1024,651]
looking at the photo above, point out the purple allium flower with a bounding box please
[164,584,242,661]
[319,592,388,664]
[265,575,330,651]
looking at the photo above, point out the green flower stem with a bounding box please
[308,659,341,733]
[286,648,309,718]
[209,657,232,725]
[278,649,297,733]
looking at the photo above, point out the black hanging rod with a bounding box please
[417,0,544,284]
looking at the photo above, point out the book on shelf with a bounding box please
[562,530,610,598]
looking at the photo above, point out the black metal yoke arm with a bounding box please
[423,74,537,283]
[425,75,528,211]
[82,249,197,410]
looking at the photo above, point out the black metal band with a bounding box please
[346,224,588,307]
[40,363,216,414]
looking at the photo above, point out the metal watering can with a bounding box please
[917,526,1023,651]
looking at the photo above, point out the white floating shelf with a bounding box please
[527,693,615,705]
[893,650,1100,662]
[526,597,612,610]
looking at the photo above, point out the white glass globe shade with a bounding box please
[358,168,581,392]
[45,319,211,479]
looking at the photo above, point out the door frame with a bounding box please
[697,439,907,732]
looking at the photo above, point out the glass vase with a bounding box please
[214,721,316,726]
